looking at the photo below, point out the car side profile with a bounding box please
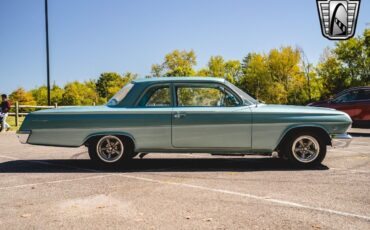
[308,87,370,128]
[17,77,352,167]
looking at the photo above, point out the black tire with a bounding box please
[88,135,134,166]
[280,131,326,167]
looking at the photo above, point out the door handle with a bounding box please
[174,112,186,119]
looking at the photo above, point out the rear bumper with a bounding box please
[331,133,352,148]
[16,130,31,144]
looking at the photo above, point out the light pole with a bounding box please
[45,0,51,105]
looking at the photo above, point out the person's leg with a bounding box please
[1,114,5,132]
[3,113,10,131]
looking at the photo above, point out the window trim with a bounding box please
[134,83,173,108]
[173,82,243,108]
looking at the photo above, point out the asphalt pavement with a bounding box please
[0,132,369,229]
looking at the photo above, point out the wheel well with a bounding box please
[84,134,135,152]
[275,126,331,151]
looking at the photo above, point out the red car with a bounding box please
[308,87,370,128]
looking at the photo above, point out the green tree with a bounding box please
[154,50,197,76]
[62,81,100,105]
[197,56,241,83]
[150,64,164,77]
[9,88,36,105]
[51,85,65,105]
[208,56,225,77]
[9,88,36,112]
[196,68,210,76]
[334,28,369,85]
[316,53,346,98]
[30,86,48,105]
[31,84,64,105]
[316,29,369,98]
[95,72,134,100]
[267,46,302,92]
[238,47,309,104]
[224,60,242,84]
[238,53,270,101]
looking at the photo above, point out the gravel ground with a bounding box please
[0,132,369,229]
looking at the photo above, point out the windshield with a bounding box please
[107,83,134,106]
[225,81,258,105]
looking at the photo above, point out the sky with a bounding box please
[0,0,369,94]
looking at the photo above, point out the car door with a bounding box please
[171,82,252,149]
[132,83,173,150]
[355,89,370,122]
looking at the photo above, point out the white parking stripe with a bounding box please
[0,174,111,190]
[118,174,370,222]
[1,154,370,221]
[330,168,370,173]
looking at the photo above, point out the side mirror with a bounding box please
[225,95,239,106]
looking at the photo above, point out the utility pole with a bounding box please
[45,0,51,105]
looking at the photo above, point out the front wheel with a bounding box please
[281,132,327,167]
[88,135,132,166]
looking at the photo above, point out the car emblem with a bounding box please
[317,0,361,40]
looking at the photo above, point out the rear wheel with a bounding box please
[281,132,326,167]
[88,135,133,166]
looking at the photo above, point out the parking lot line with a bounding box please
[1,154,370,222]
[118,174,370,222]
[330,168,370,173]
[0,174,111,190]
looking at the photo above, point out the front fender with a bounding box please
[274,124,331,150]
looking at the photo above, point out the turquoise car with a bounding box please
[17,77,352,167]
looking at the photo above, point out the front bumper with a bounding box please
[331,133,352,148]
[16,131,31,144]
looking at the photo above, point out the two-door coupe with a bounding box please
[17,77,352,167]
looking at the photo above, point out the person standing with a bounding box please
[1,94,11,132]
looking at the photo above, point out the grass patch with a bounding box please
[2,116,25,131]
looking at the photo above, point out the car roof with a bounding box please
[132,77,226,84]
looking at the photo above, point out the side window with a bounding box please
[138,86,171,107]
[356,90,370,100]
[333,90,359,103]
[176,84,240,107]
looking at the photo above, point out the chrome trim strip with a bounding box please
[16,131,31,144]
[331,133,352,148]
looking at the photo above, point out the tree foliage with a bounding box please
[152,50,197,77]
[9,88,36,105]
[5,28,369,106]
[317,28,369,98]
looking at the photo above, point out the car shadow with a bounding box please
[0,158,329,173]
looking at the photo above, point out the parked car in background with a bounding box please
[17,77,352,167]
[308,87,370,128]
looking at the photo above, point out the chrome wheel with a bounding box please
[96,136,124,163]
[291,135,320,163]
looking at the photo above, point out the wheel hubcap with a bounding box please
[96,136,124,163]
[291,135,320,163]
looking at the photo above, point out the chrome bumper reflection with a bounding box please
[331,133,352,148]
[16,131,31,144]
